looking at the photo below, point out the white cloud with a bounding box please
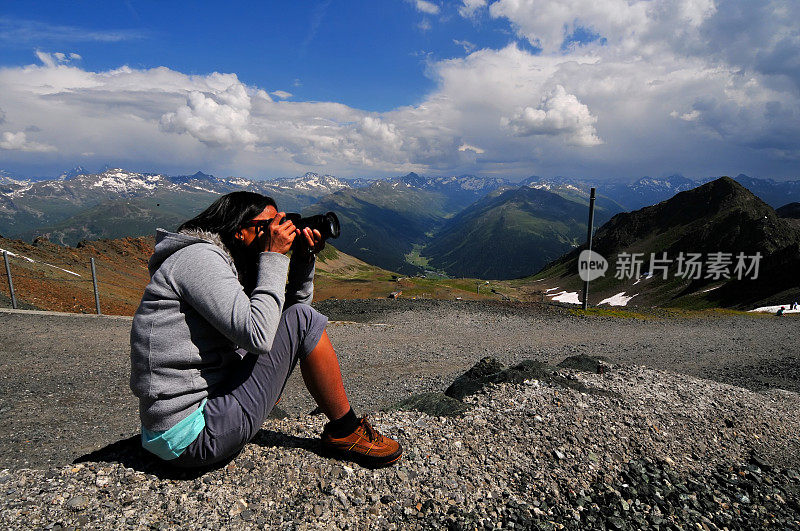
[270,90,293,100]
[0,17,145,44]
[671,109,700,122]
[1,1,799,179]
[458,143,485,154]
[453,39,477,53]
[459,0,488,18]
[411,0,440,15]
[160,82,258,147]
[0,131,56,152]
[35,50,81,67]
[34,50,57,67]
[503,86,601,146]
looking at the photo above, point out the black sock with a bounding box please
[327,408,359,437]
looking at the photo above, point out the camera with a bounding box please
[282,211,341,240]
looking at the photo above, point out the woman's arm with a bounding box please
[286,253,315,307]
[169,245,290,355]
[286,227,324,306]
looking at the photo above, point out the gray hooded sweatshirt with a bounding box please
[130,228,315,432]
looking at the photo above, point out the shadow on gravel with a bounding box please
[73,420,334,480]
[250,429,326,458]
[73,436,232,480]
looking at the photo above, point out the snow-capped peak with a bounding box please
[87,169,166,194]
[275,172,350,193]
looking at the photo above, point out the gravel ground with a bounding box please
[0,300,798,529]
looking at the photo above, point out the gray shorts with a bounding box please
[172,303,328,468]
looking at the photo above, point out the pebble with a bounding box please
[64,495,88,511]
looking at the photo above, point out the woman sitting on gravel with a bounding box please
[129,191,402,468]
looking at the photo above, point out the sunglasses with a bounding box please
[240,219,274,231]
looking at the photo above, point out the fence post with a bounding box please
[90,257,101,315]
[3,251,17,309]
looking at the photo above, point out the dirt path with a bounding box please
[0,301,796,470]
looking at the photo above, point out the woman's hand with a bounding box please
[295,227,325,259]
[260,213,296,254]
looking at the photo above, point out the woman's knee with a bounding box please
[282,303,328,357]
[283,303,326,331]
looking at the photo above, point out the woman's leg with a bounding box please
[173,304,327,467]
[300,330,351,421]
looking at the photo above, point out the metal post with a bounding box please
[90,257,101,315]
[581,187,596,311]
[3,251,17,309]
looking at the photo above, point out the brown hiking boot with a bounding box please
[321,416,403,468]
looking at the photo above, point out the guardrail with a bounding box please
[1,250,138,315]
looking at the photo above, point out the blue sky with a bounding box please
[0,1,798,181]
[1,1,518,112]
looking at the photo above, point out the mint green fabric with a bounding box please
[141,399,207,460]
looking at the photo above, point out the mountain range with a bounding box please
[1,166,798,281]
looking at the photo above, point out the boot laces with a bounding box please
[360,417,383,443]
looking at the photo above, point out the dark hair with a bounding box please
[178,191,277,249]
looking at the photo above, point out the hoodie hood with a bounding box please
[148,228,236,276]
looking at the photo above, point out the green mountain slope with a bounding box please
[17,191,218,245]
[423,187,608,279]
[533,177,800,309]
[304,180,453,274]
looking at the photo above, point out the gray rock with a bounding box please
[557,354,611,374]
[65,495,89,511]
[391,392,470,417]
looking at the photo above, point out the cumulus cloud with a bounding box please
[504,86,601,146]
[160,82,257,147]
[270,90,293,100]
[1,2,799,179]
[0,131,56,152]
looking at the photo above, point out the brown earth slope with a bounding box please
[0,236,506,315]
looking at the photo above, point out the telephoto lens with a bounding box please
[283,212,340,240]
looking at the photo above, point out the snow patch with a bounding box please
[749,304,800,314]
[191,186,221,194]
[546,290,582,305]
[701,285,722,293]
[8,183,33,198]
[0,247,81,276]
[598,292,638,306]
